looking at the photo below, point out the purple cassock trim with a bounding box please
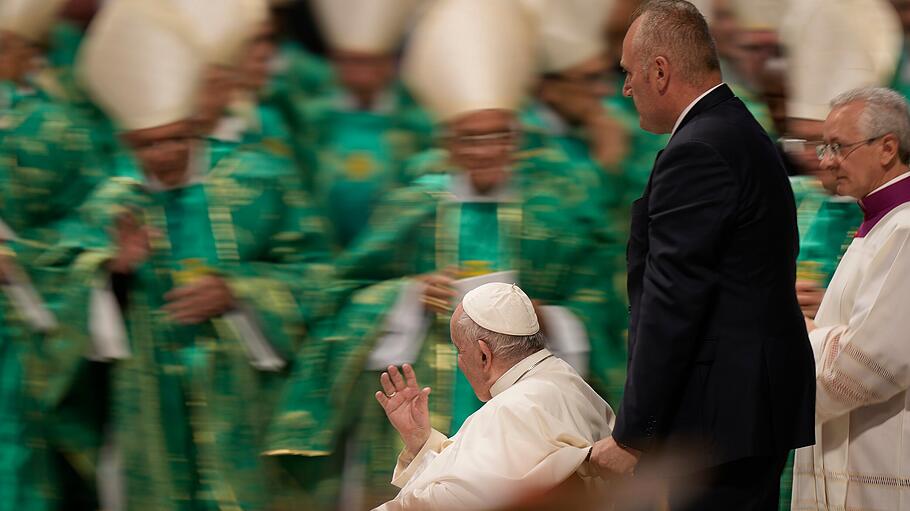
[857,174,910,238]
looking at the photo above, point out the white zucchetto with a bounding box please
[462,283,540,336]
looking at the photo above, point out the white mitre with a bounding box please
[462,283,540,336]
[312,0,421,53]
[0,0,66,42]
[520,0,614,72]
[78,0,204,131]
[168,0,269,65]
[403,0,537,122]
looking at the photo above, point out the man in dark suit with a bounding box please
[590,1,816,509]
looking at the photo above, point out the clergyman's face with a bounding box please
[450,305,493,402]
[444,109,518,195]
[820,102,886,199]
[0,31,39,83]
[332,50,395,108]
[538,54,613,124]
[122,121,196,188]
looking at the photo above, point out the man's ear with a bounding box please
[653,55,669,93]
[880,133,901,167]
[477,340,494,369]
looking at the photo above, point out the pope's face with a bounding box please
[450,305,494,402]
[444,109,518,195]
[332,50,395,108]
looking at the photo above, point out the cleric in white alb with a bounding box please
[372,282,614,510]
[794,87,910,510]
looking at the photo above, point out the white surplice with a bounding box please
[374,349,615,511]
[792,199,910,510]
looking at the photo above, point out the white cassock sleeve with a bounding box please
[374,399,594,511]
[811,224,910,424]
[390,429,451,489]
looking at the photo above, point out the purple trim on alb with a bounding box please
[856,175,910,238]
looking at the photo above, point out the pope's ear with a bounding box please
[477,340,494,366]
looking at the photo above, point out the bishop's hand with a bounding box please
[375,364,432,457]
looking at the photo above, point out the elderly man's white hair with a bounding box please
[830,87,910,164]
[453,310,546,363]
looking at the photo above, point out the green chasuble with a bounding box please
[266,145,617,508]
[519,101,630,404]
[295,87,434,249]
[260,42,335,164]
[74,140,333,511]
[216,98,298,168]
[790,176,862,286]
[0,74,110,510]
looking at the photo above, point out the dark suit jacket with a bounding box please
[614,85,815,468]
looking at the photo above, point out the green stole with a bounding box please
[434,194,522,432]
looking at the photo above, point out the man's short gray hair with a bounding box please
[631,0,720,84]
[454,311,546,363]
[830,87,910,164]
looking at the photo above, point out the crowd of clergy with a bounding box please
[1,0,910,509]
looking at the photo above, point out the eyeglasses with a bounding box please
[779,137,823,156]
[815,136,883,161]
[446,130,519,151]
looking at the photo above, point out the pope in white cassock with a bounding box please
[372,283,615,510]
[792,87,910,511]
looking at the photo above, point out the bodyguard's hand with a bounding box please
[796,280,825,319]
[375,364,432,457]
[590,436,641,478]
[163,275,235,324]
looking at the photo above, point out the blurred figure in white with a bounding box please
[373,283,613,511]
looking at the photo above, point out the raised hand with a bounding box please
[375,364,432,457]
[107,213,155,275]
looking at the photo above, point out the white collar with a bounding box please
[672,82,725,136]
[865,170,910,198]
[490,349,553,398]
[448,171,518,203]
